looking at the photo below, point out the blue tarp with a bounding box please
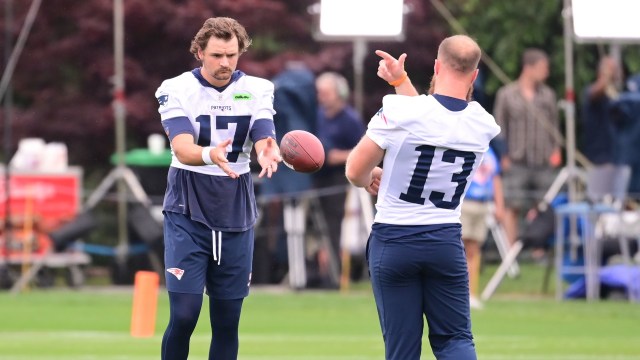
[564,264,640,300]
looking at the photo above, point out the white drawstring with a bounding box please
[211,230,222,265]
[217,231,222,265]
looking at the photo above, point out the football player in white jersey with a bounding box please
[155,17,281,360]
[346,35,500,360]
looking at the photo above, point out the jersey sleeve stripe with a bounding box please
[249,118,276,143]
[162,116,195,142]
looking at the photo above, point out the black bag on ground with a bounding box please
[49,211,98,251]
[520,206,556,250]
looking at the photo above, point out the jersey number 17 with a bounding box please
[196,114,251,162]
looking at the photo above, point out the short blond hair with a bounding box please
[437,35,482,74]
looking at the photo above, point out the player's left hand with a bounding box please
[375,50,407,83]
[257,137,282,178]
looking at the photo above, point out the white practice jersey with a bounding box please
[367,94,501,225]
[156,70,275,176]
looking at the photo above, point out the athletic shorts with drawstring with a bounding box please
[163,211,254,299]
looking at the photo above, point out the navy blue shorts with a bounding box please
[367,223,476,360]
[163,211,254,299]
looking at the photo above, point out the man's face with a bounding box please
[530,59,550,83]
[316,79,341,110]
[198,36,239,87]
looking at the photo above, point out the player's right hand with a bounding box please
[375,50,407,83]
[213,139,239,179]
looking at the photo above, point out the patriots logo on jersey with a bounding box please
[166,267,184,280]
[211,105,232,112]
[157,94,169,106]
[375,107,388,125]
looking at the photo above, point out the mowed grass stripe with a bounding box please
[0,331,381,342]
[1,329,639,359]
[2,357,639,360]
[1,263,639,359]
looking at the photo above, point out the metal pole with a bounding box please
[0,0,41,104]
[563,0,577,203]
[2,0,14,267]
[563,0,583,266]
[609,43,623,90]
[352,38,367,117]
[113,0,129,263]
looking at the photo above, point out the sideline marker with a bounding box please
[130,271,160,338]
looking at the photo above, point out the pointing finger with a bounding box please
[375,50,394,62]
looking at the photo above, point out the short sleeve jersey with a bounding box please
[156,69,276,176]
[367,94,500,225]
[155,69,276,231]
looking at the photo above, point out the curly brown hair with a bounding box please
[189,17,252,60]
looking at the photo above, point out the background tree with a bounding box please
[0,0,447,185]
[11,1,639,183]
[448,0,640,139]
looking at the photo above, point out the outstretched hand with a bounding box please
[375,50,407,83]
[212,139,239,179]
[257,137,282,179]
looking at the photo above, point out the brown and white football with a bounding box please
[279,130,325,173]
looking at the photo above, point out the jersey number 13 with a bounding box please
[399,145,476,210]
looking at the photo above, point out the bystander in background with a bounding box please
[620,72,640,197]
[313,72,366,288]
[461,145,504,309]
[255,63,317,285]
[493,48,561,252]
[580,56,630,205]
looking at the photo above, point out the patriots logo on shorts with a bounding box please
[157,94,169,106]
[166,267,184,280]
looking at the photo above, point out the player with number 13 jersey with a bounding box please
[368,94,499,225]
[347,36,500,360]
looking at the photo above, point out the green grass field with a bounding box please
[1,264,639,359]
